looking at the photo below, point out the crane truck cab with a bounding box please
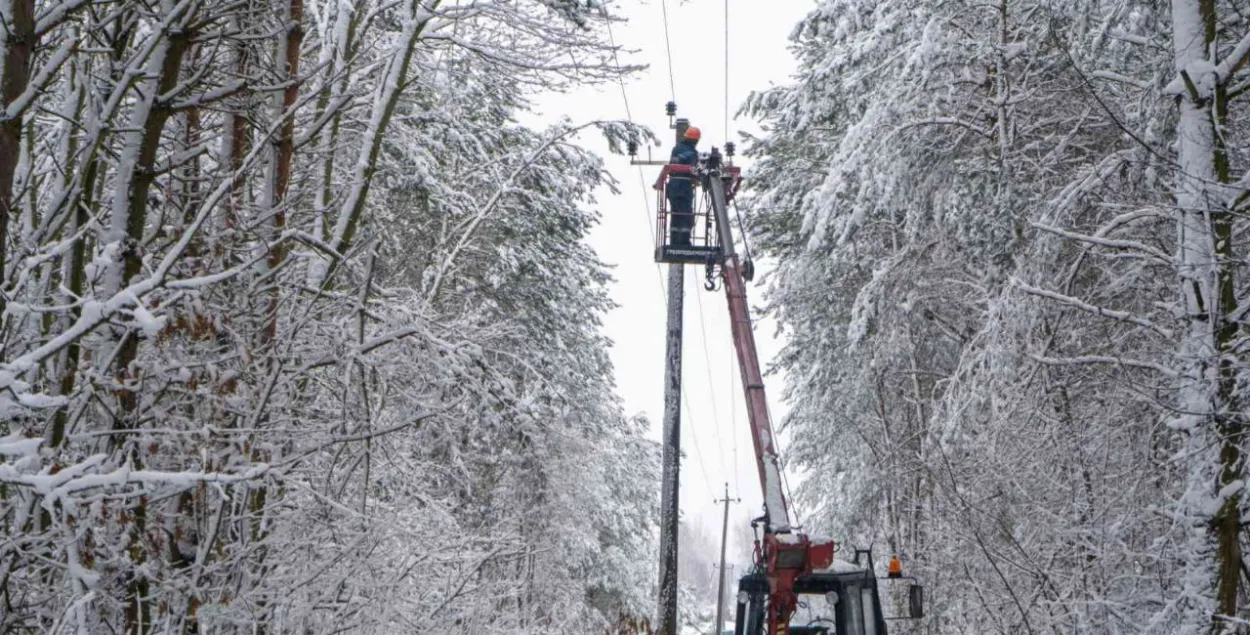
[733,551,924,635]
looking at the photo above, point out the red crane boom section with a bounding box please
[721,253,789,531]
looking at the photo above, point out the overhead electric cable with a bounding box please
[765,398,803,529]
[732,199,754,263]
[606,18,664,292]
[694,280,728,480]
[658,0,677,102]
[724,0,730,142]
[730,358,741,497]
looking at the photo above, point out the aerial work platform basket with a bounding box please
[652,162,741,265]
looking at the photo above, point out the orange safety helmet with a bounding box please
[684,126,701,141]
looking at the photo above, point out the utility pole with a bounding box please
[713,484,739,635]
[713,563,736,635]
[656,117,690,635]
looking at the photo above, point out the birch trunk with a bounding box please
[1169,0,1242,628]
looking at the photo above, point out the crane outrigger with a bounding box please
[630,107,924,635]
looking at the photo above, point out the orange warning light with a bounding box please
[888,556,903,578]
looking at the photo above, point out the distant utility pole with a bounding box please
[713,484,740,635]
[713,563,736,634]
[656,117,691,635]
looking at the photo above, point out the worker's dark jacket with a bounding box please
[666,139,699,203]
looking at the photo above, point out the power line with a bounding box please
[729,341,741,498]
[700,280,730,477]
[724,0,730,143]
[680,342,715,492]
[605,18,638,126]
[606,18,663,294]
[694,282,728,480]
[765,397,803,529]
[732,198,754,263]
[674,212,713,493]
[658,0,677,102]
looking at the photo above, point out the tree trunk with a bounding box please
[107,7,193,437]
[0,0,36,315]
[104,9,194,633]
[1169,0,1242,628]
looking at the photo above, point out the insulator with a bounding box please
[725,141,736,157]
[665,101,677,116]
[627,140,638,156]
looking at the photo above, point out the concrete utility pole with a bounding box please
[656,117,690,635]
[713,484,739,635]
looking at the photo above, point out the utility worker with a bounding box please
[666,126,700,246]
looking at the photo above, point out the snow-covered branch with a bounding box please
[1030,221,1173,265]
[1090,70,1152,90]
[1215,30,1250,84]
[1028,354,1180,377]
[1015,280,1173,339]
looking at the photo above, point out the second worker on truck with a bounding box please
[666,126,701,247]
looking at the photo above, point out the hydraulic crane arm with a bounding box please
[707,175,790,535]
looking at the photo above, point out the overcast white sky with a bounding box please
[530,0,815,563]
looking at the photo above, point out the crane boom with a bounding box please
[724,253,789,532]
[706,175,790,535]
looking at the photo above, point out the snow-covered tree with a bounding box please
[743,0,1250,632]
[0,0,658,633]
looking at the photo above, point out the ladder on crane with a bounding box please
[629,106,925,635]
